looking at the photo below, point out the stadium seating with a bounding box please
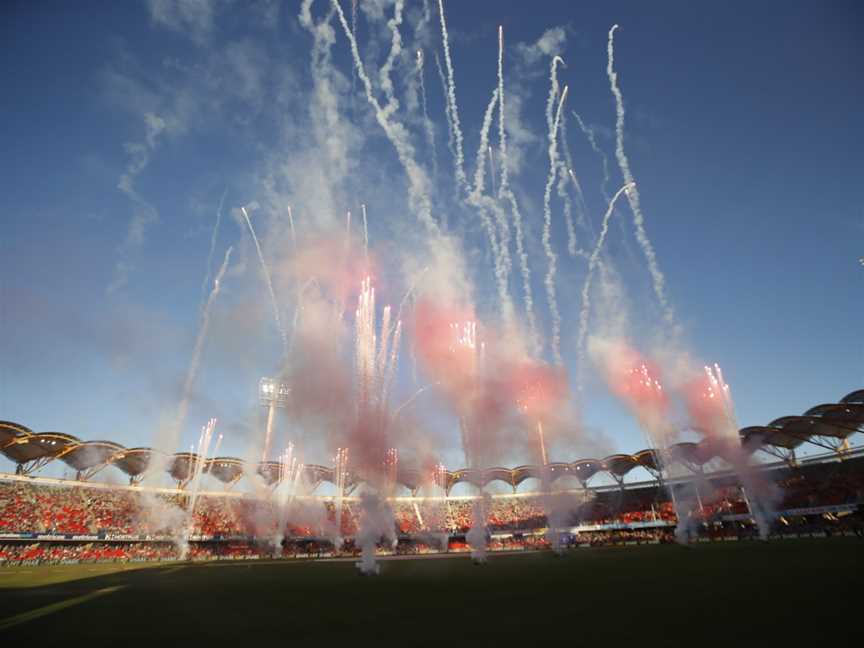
[1,456,861,566]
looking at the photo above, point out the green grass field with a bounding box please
[1,538,861,645]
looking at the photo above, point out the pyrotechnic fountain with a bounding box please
[351,277,405,574]
[385,448,398,495]
[354,277,402,419]
[333,447,349,549]
[588,339,694,541]
[449,319,491,562]
[432,462,452,544]
[273,443,304,555]
[448,318,480,467]
[178,418,219,560]
[128,2,766,568]
[683,364,776,539]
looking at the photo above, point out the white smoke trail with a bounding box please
[437,0,468,196]
[287,205,297,252]
[416,49,439,182]
[361,203,369,266]
[607,25,676,330]
[168,247,233,464]
[379,0,405,120]
[298,0,355,214]
[468,87,515,326]
[199,186,228,315]
[382,321,402,406]
[557,120,579,258]
[545,57,565,138]
[473,89,498,200]
[376,306,392,392]
[563,116,599,242]
[542,85,569,365]
[391,381,438,422]
[333,0,439,236]
[287,277,319,360]
[575,182,634,387]
[350,0,358,102]
[556,110,590,258]
[497,26,540,355]
[473,88,512,281]
[345,210,352,261]
[394,266,427,326]
[241,206,288,357]
[572,111,643,271]
[434,51,456,188]
[109,113,165,294]
[572,111,610,197]
[544,56,579,258]
[567,167,592,231]
[488,146,497,197]
[495,28,508,193]
[433,50,455,146]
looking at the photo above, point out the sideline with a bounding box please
[0,585,125,630]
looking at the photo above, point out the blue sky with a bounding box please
[1,0,861,481]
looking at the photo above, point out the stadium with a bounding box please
[1,388,862,561]
[3,0,863,644]
[0,389,862,641]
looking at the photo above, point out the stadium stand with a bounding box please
[0,389,861,565]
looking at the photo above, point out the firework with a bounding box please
[179,418,218,560]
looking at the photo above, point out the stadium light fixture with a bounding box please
[259,377,291,407]
[259,377,291,462]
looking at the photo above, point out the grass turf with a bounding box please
[0,538,861,645]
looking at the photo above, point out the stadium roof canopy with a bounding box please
[396,468,421,492]
[572,459,603,482]
[206,457,245,484]
[668,442,701,466]
[633,449,661,472]
[112,448,163,478]
[257,461,282,486]
[603,454,640,478]
[1,432,80,466]
[304,464,337,490]
[168,453,204,483]
[510,465,541,486]
[546,462,573,482]
[59,440,125,474]
[841,390,864,404]
[804,403,864,431]
[769,415,852,439]
[0,387,860,487]
[740,425,806,450]
[0,420,33,448]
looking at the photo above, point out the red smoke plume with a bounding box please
[413,299,569,463]
[595,339,668,421]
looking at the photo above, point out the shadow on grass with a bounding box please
[0,539,859,645]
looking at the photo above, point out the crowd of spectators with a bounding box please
[1,477,859,540]
[1,514,860,566]
[0,460,861,567]
[0,482,141,535]
[0,541,176,564]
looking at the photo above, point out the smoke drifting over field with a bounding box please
[83,1,780,565]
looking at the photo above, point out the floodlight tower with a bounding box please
[259,377,291,462]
